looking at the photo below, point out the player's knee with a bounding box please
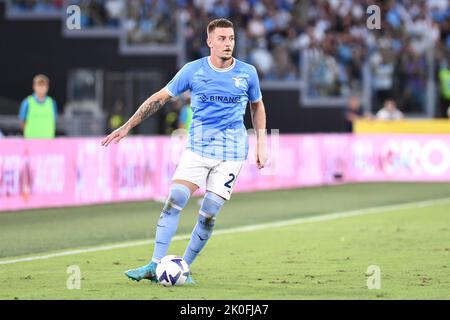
[163,183,191,214]
[198,215,216,230]
[198,192,225,228]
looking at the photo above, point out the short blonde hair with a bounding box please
[33,74,49,86]
[207,18,234,36]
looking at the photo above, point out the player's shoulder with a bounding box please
[234,58,258,75]
[21,95,33,105]
[181,57,208,72]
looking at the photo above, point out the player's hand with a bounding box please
[101,125,130,147]
[256,143,268,169]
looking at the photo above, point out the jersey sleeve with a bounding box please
[52,99,58,121]
[165,63,193,97]
[19,98,29,121]
[248,66,262,103]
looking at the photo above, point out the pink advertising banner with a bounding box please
[1,134,450,211]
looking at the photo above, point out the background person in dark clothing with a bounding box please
[343,95,367,132]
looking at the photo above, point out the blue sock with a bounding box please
[151,184,191,263]
[183,192,225,265]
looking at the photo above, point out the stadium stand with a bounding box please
[1,0,450,137]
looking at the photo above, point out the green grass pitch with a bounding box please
[0,183,449,299]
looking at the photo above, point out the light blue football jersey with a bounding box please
[165,56,262,161]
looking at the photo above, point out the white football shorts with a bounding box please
[172,149,244,200]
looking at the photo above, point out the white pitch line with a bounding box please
[1,196,449,265]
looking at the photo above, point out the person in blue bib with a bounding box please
[19,74,57,139]
[102,18,268,284]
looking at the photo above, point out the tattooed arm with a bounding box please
[101,88,172,147]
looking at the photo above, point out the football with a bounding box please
[156,255,190,286]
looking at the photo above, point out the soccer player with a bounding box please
[101,18,267,284]
[19,74,57,139]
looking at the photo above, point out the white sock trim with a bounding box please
[167,201,183,211]
[199,210,216,219]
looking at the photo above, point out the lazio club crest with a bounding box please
[232,77,247,90]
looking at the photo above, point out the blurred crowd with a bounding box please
[8,0,450,115]
[302,0,369,97]
[10,0,63,12]
[303,0,449,115]
[367,0,449,115]
[73,0,123,28]
[180,0,302,80]
[124,0,177,44]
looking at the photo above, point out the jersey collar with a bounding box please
[33,93,47,103]
[207,56,236,72]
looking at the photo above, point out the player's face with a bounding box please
[208,27,235,60]
[33,83,49,97]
